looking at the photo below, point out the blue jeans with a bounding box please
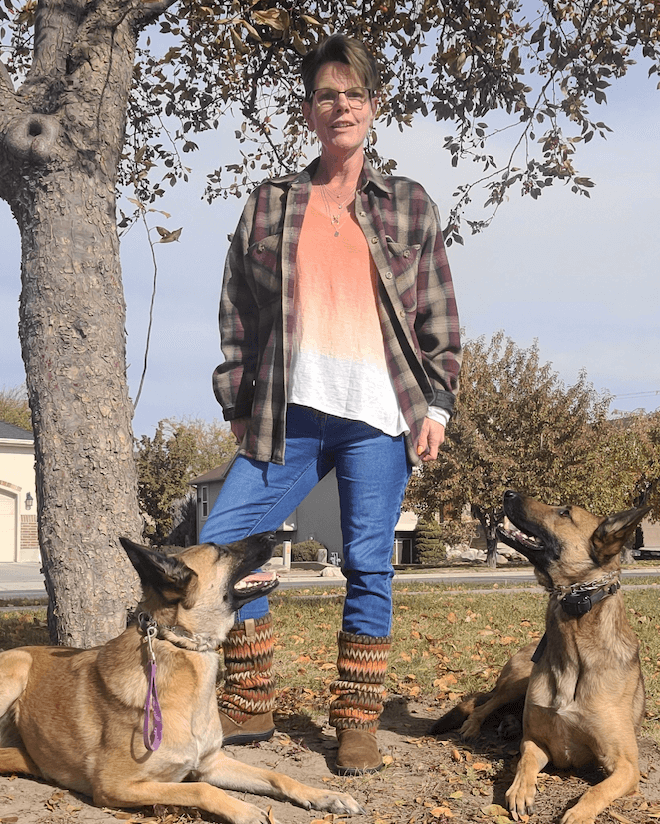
[199,405,411,636]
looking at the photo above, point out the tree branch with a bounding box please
[28,0,87,83]
[0,61,14,93]
[133,0,179,28]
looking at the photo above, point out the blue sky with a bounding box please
[1,59,658,438]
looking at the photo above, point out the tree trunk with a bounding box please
[16,170,142,645]
[485,531,499,569]
[0,0,174,646]
[472,505,502,569]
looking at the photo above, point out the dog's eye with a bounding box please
[558,507,571,518]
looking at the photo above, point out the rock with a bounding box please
[320,565,344,578]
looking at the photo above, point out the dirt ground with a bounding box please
[1,697,659,824]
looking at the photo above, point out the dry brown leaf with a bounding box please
[431,807,453,818]
[481,803,511,817]
[446,612,457,623]
[609,813,633,824]
[472,762,491,771]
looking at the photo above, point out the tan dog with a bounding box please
[432,491,650,824]
[0,533,364,824]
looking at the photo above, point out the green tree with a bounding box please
[136,418,235,545]
[1,0,657,643]
[0,385,32,431]
[405,332,646,567]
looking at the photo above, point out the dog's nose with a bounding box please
[504,490,517,501]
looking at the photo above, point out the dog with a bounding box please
[0,533,364,823]
[431,490,650,824]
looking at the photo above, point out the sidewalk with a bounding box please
[3,558,658,602]
[0,559,537,602]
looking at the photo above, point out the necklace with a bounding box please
[319,183,355,237]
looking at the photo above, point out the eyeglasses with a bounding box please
[310,87,372,110]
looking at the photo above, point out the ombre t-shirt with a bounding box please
[288,186,408,436]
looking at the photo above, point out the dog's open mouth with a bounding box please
[233,570,279,605]
[497,525,545,554]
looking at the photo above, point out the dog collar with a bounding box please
[138,611,216,653]
[532,572,621,663]
[552,571,621,617]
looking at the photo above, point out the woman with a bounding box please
[200,34,461,775]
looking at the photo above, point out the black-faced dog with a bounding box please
[432,491,650,824]
[0,534,364,824]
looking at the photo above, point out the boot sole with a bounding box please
[222,727,275,746]
[335,760,384,776]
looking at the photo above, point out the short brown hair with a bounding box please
[301,34,380,99]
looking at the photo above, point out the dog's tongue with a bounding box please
[235,571,277,590]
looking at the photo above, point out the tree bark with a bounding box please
[16,169,142,645]
[0,0,176,646]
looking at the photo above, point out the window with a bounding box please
[201,486,208,519]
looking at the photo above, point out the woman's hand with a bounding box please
[230,417,249,445]
[416,418,445,462]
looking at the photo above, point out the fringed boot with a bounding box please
[219,613,276,745]
[329,630,391,775]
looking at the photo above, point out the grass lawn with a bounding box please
[1,585,658,744]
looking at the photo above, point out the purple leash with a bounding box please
[142,616,163,751]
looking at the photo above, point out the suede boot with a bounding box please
[219,613,276,745]
[329,630,391,775]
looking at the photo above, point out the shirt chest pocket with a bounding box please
[385,237,421,311]
[247,234,282,306]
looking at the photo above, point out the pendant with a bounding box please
[334,230,340,237]
[332,215,339,225]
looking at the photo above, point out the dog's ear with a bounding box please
[591,505,651,558]
[119,537,197,602]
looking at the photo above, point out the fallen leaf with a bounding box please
[609,814,633,824]
[431,807,453,818]
[481,803,511,817]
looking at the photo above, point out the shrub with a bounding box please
[415,518,446,565]
[292,540,327,562]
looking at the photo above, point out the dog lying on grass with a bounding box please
[0,533,364,824]
[432,491,650,824]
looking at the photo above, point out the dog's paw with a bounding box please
[497,714,522,740]
[230,802,282,824]
[505,778,536,819]
[560,806,596,824]
[458,717,481,740]
[313,790,365,816]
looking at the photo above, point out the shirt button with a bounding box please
[371,237,378,244]
[359,211,366,217]
[385,271,393,279]
[257,243,264,252]
[403,250,411,258]
[399,310,406,318]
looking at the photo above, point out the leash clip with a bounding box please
[138,612,163,751]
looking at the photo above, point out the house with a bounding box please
[190,461,418,563]
[0,422,38,563]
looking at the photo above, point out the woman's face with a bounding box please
[303,61,377,163]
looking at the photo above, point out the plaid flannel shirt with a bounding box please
[212,157,461,466]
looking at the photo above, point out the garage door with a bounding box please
[0,490,16,562]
